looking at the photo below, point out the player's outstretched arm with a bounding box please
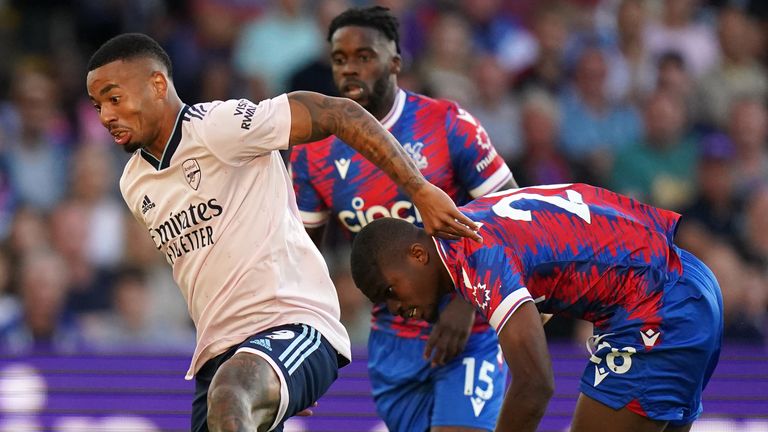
[495,301,554,432]
[286,91,481,242]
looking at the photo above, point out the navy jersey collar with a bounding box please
[140,105,188,170]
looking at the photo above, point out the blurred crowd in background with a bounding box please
[0,0,766,355]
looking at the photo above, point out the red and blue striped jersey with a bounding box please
[291,89,513,339]
[434,184,684,334]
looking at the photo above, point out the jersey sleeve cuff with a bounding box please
[273,93,292,151]
[489,287,533,332]
[299,210,330,228]
[469,164,514,198]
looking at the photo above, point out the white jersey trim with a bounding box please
[381,89,406,130]
[490,288,533,332]
[236,347,289,431]
[300,210,330,228]
[282,326,322,375]
[469,164,514,198]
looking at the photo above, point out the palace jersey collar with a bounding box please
[140,104,189,171]
[380,89,406,130]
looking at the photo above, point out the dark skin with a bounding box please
[379,229,695,432]
[329,26,400,122]
[86,56,482,432]
[85,57,481,242]
[316,25,518,387]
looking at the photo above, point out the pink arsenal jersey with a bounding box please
[120,95,351,378]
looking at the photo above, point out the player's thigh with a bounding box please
[431,331,507,432]
[208,350,281,427]
[571,393,667,432]
[192,355,221,432]
[367,330,434,432]
[219,324,342,431]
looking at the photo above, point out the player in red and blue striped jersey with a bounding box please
[290,6,517,432]
[350,183,723,432]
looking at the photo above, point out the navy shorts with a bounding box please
[191,323,347,432]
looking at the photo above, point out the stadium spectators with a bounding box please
[609,90,699,211]
[0,0,762,358]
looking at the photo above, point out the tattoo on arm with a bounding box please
[289,91,425,194]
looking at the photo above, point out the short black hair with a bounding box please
[350,217,418,303]
[327,6,401,54]
[87,33,173,76]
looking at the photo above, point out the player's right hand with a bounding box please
[424,296,475,367]
[412,184,482,243]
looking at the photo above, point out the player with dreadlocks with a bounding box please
[290,6,518,431]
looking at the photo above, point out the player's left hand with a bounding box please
[412,184,482,243]
[424,296,475,367]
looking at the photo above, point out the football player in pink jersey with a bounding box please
[291,6,518,432]
[86,33,481,432]
[351,183,723,432]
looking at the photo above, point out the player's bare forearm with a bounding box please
[287,91,426,196]
[496,302,554,432]
[496,383,551,432]
[287,91,481,241]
